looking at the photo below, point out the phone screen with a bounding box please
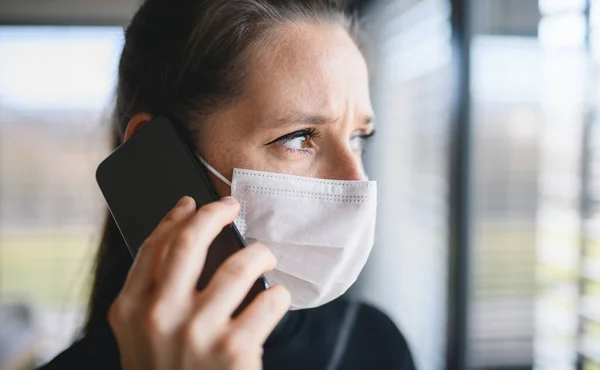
[96,116,266,311]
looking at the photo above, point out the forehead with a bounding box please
[243,22,372,120]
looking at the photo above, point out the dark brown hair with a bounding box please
[84,0,362,335]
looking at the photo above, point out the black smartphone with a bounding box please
[96,116,267,312]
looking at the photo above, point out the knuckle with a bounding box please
[254,243,276,266]
[197,202,224,219]
[162,208,180,222]
[264,286,291,312]
[221,259,251,280]
[181,319,212,353]
[263,290,284,312]
[214,334,245,363]
[180,316,216,354]
[276,286,292,308]
[143,303,171,336]
[108,300,128,326]
[139,236,156,254]
[173,229,197,249]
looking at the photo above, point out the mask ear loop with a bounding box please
[197,154,232,187]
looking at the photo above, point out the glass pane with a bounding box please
[0,26,122,365]
[358,1,453,369]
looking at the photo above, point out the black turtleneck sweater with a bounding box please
[37,298,415,370]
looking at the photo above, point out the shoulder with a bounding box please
[35,338,88,370]
[355,302,409,344]
[36,329,121,370]
[341,300,416,370]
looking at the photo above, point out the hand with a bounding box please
[108,196,290,370]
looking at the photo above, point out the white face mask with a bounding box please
[198,156,377,310]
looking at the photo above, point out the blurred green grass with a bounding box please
[0,231,98,309]
[1,226,596,309]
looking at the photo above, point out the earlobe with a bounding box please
[124,113,154,141]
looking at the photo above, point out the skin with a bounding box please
[110,22,374,370]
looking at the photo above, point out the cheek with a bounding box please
[204,130,273,184]
[209,173,231,198]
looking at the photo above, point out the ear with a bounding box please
[124,113,154,141]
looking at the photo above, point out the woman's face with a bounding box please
[197,22,374,197]
[128,22,374,198]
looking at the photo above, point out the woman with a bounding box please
[39,0,415,369]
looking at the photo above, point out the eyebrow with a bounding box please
[272,112,375,128]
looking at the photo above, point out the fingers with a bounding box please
[122,196,196,297]
[230,285,291,344]
[154,196,241,301]
[195,243,276,323]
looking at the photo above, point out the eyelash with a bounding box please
[265,128,376,153]
[356,130,375,141]
[265,128,321,153]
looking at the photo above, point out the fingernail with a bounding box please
[220,196,237,205]
[177,196,193,207]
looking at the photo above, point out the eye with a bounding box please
[283,136,308,150]
[265,128,320,153]
[350,130,375,152]
[350,135,364,151]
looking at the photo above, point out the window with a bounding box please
[0,26,122,364]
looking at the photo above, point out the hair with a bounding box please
[83,0,363,335]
